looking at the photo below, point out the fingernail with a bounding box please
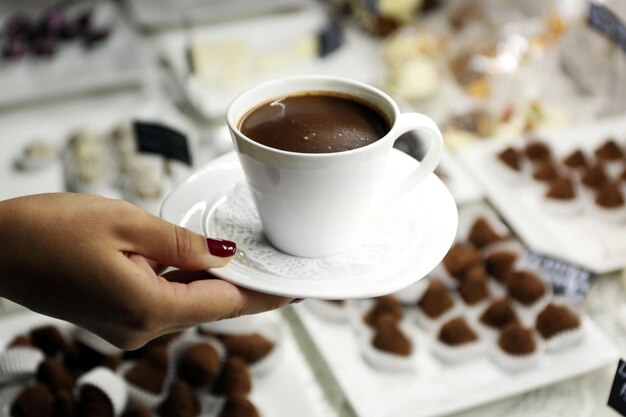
[290,298,304,304]
[207,238,237,257]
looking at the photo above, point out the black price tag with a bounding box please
[608,359,626,416]
[525,250,595,303]
[133,121,192,166]
[588,2,626,53]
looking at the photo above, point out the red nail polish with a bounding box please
[207,238,237,257]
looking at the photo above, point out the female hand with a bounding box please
[0,193,291,350]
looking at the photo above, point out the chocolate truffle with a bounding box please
[77,385,114,417]
[563,149,587,170]
[595,139,624,161]
[363,296,404,327]
[507,270,546,306]
[546,176,576,200]
[52,390,76,417]
[212,356,252,397]
[525,141,551,161]
[121,405,153,417]
[497,323,536,355]
[371,314,412,356]
[37,358,75,392]
[222,333,275,365]
[442,243,481,278]
[480,298,518,329]
[438,317,478,346]
[468,217,505,248]
[581,163,608,190]
[11,384,54,417]
[9,335,33,348]
[124,347,168,394]
[177,343,221,387]
[418,280,454,318]
[497,147,521,171]
[595,182,625,208]
[30,325,66,357]
[532,160,559,182]
[535,303,580,339]
[63,342,105,373]
[458,262,487,283]
[218,396,260,417]
[458,273,489,305]
[485,251,518,284]
[158,380,200,417]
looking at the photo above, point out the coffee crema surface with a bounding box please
[239,93,390,153]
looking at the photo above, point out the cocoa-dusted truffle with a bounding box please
[468,217,505,248]
[546,176,576,200]
[485,251,518,284]
[52,390,76,417]
[158,380,200,417]
[458,262,487,283]
[371,314,412,356]
[525,140,551,161]
[442,243,481,278]
[438,317,478,346]
[9,335,33,348]
[37,358,75,392]
[458,273,489,305]
[418,280,454,319]
[497,147,521,171]
[497,323,536,355]
[507,270,546,306]
[363,296,403,327]
[121,404,153,417]
[177,343,221,387]
[581,163,608,190]
[595,139,624,161]
[11,384,54,417]
[76,385,114,417]
[124,347,168,394]
[212,356,252,397]
[535,303,580,339]
[30,325,65,357]
[221,333,275,365]
[480,298,518,329]
[532,160,559,182]
[595,182,625,208]
[63,342,105,373]
[218,396,260,417]
[563,149,588,170]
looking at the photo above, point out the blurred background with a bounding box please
[1,0,626,417]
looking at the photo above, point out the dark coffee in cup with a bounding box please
[239,92,390,153]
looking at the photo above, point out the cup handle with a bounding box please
[382,112,443,202]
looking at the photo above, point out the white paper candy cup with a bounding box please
[412,294,463,335]
[536,298,584,352]
[0,347,44,384]
[357,321,416,373]
[489,339,542,373]
[431,337,484,364]
[77,367,128,416]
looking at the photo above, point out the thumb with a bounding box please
[124,211,236,271]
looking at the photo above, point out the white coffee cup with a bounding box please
[226,75,443,258]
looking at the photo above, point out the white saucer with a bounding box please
[160,149,457,299]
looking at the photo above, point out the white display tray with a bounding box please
[458,116,626,273]
[294,306,617,417]
[0,310,322,417]
[0,4,153,108]
[0,92,196,213]
[156,7,384,120]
